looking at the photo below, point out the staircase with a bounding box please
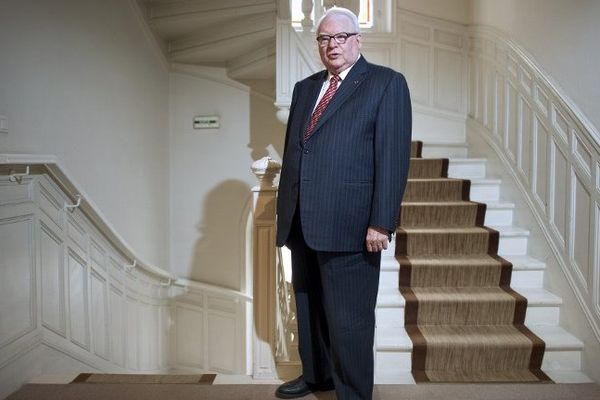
[374,142,591,384]
[140,0,277,80]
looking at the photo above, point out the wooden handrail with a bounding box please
[0,154,176,283]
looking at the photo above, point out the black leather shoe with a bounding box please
[275,376,334,399]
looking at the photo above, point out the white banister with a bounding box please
[467,26,600,345]
[0,154,175,282]
[301,0,314,28]
[250,157,282,379]
[1,155,252,395]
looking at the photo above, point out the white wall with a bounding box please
[0,0,170,268]
[398,0,470,24]
[469,0,600,132]
[169,68,284,289]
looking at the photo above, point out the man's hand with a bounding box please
[365,226,389,252]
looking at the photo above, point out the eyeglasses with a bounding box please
[316,32,359,47]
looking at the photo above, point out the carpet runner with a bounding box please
[71,373,216,384]
[398,141,550,383]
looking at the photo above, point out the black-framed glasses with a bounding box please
[316,32,359,47]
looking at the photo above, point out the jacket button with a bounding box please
[304,149,309,154]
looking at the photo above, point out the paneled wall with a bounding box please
[0,172,249,398]
[467,26,600,343]
[276,8,469,142]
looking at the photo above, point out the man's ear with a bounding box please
[356,34,362,49]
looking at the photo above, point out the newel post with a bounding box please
[251,157,282,379]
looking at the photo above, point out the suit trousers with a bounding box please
[287,212,381,400]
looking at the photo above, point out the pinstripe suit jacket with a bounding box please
[276,56,412,251]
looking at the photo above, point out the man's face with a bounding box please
[317,15,361,75]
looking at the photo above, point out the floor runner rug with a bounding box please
[71,373,216,384]
[9,383,600,400]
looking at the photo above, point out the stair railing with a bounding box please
[250,157,283,379]
[467,26,600,344]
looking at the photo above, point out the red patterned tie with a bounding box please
[304,74,341,142]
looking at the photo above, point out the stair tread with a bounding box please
[543,370,593,383]
[411,287,525,300]
[399,227,495,234]
[378,286,561,307]
[485,201,515,209]
[381,255,546,271]
[488,225,530,235]
[375,325,584,352]
[470,178,502,184]
[529,325,584,350]
[448,158,487,163]
[423,141,468,147]
[377,286,405,307]
[515,288,563,306]
[376,325,412,350]
[502,255,546,270]
[402,201,478,206]
[407,178,465,183]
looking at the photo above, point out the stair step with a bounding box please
[382,246,544,289]
[400,201,484,227]
[376,287,562,327]
[408,158,448,179]
[405,287,526,325]
[503,255,545,288]
[543,370,593,383]
[469,178,502,201]
[396,227,499,256]
[519,288,562,326]
[492,225,530,256]
[404,178,469,202]
[530,325,583,351]
[374,324,585,377]
[422,142,468,158]
[484,202,515,226]
[448,158,487,179]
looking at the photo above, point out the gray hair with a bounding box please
[315,7,360,34]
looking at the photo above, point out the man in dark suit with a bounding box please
[275,7,412,400]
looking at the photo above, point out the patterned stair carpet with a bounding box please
[71,373,216,384]
[398,141,550,383]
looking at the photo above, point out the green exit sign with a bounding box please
[193,115,220,129]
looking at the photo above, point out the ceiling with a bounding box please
[140,0,277,80]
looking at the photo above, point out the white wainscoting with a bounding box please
[276,8,469,142]
[0,171,250,398]
[170,280,249,375]
[467,26,600,343]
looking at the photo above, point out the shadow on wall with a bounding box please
[246,83,286,161]
[189,179,252,291]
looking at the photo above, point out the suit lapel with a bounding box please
[298,71,328,143]
[308,56,370,140]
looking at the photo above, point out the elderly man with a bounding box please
[275,7,412,400]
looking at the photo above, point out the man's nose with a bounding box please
[327,38,339,49]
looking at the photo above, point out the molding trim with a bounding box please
[0,156,173,281]
[469,25,600,151]
[174,278,252,302]
[469,118,600,344]
[467,22,600,348]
